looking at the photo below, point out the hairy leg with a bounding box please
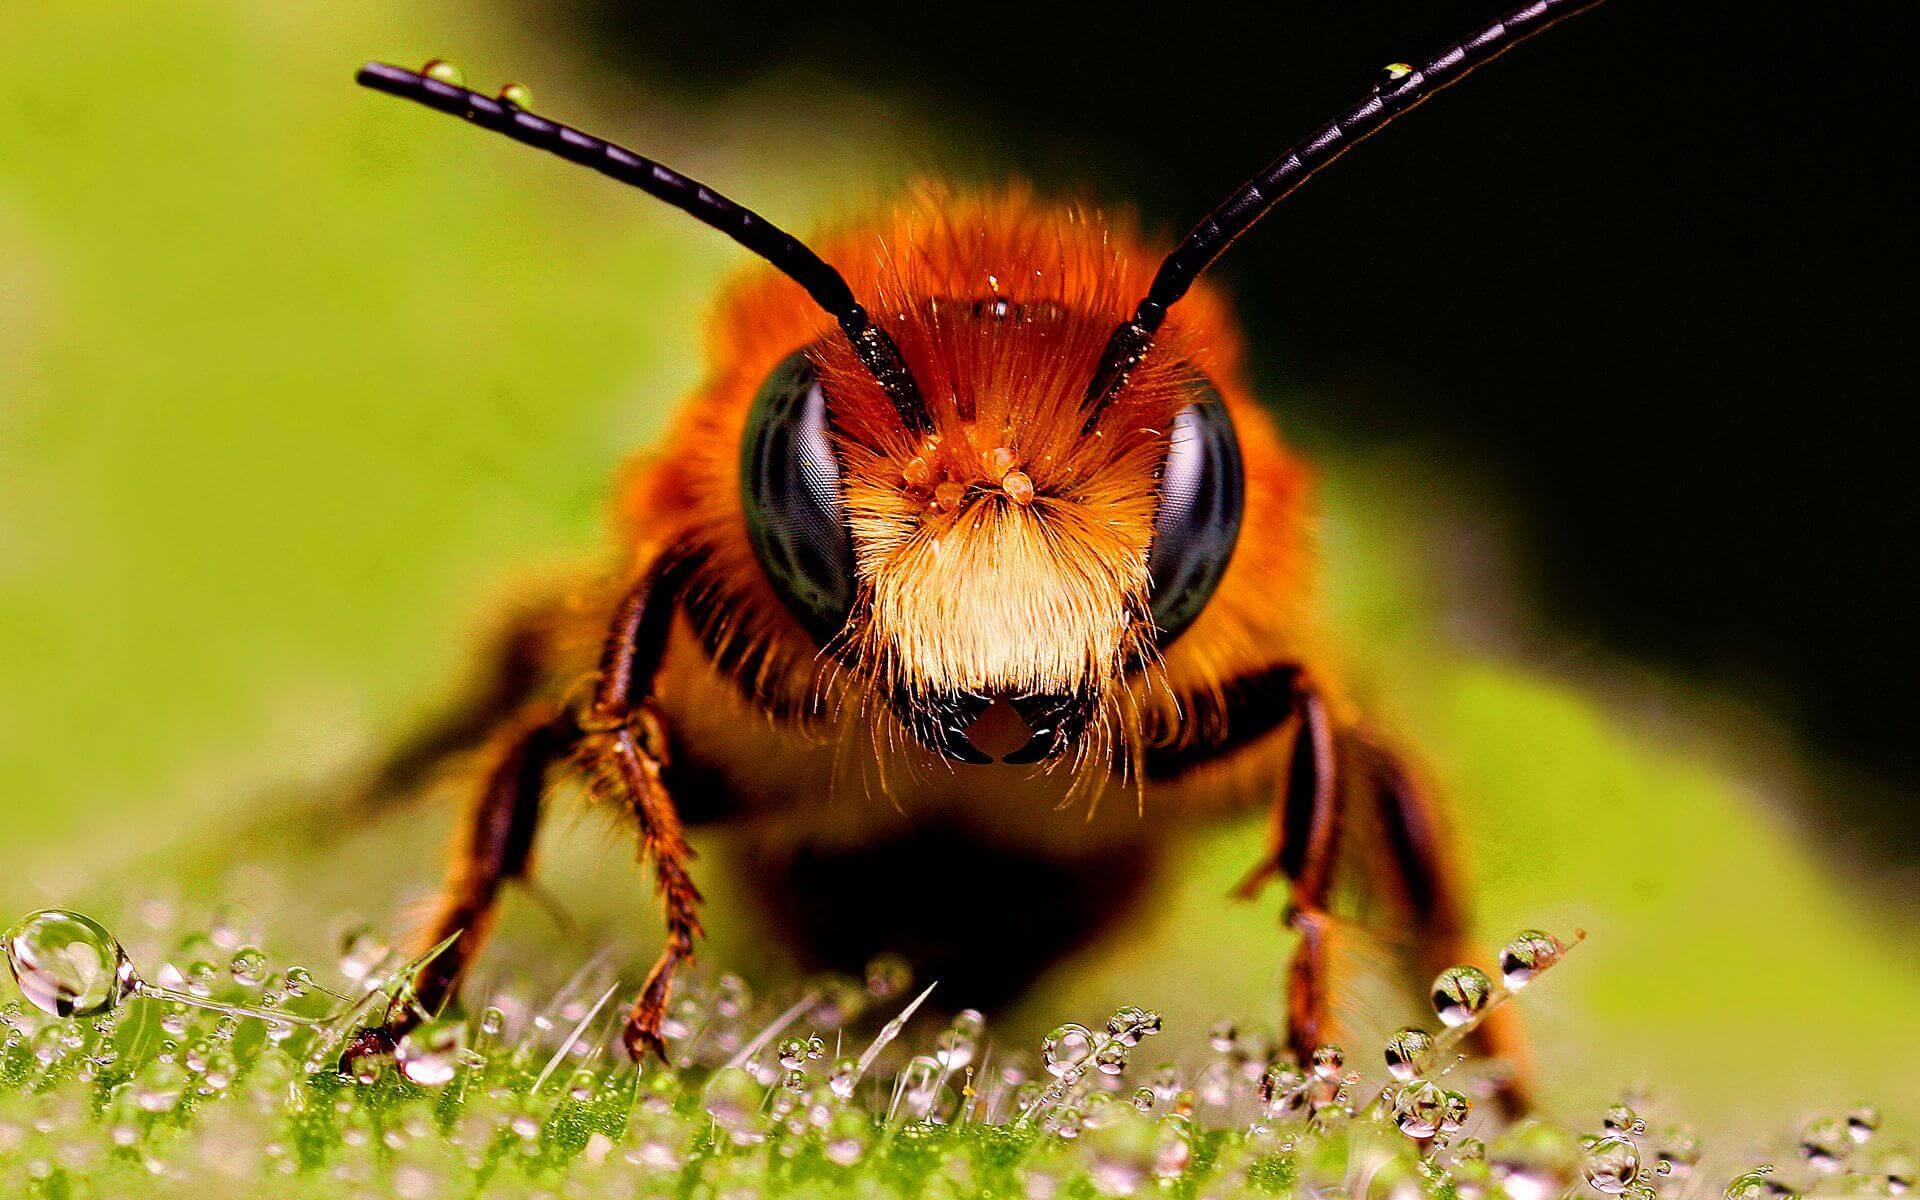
[567,549,705,1061]
[346,551,704,1065]
[340,707,568,1062]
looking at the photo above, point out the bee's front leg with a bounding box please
[1233,682,1345,1058]
[567,548,705,1062]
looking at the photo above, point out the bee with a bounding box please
[345,0,1604,1106]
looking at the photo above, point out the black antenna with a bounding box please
[1085,0,1606,421]
[355,61,930,434]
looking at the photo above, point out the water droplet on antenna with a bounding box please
[422,59,465,87]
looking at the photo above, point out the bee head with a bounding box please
[736,198,1244,765]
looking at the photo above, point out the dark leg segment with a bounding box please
[408,710,570,1017]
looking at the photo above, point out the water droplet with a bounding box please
[479,1005,506,1039]
[1310,1043,1345,1080]
[567,1068,597,1102]
[1393,1080,1447,1139]
[1094,1041,1129,1076]
[135,1060,187,1112]
[1846,1105,1881,1144]
[1207,1018,1237,1053]
[703,1067,765,1138]
[1384,1026,1435,1082]
[1725,1166,1791,1200]
[1799,1117,1851,1173]
[938,1009,984,1070]
[778,1036,810,1071]
[497,82,533,108]
[1130,1086,1155,1113]
[1378,62,1415,90]
[281,966,314,998]
[1655,1126,1701,1178]
[1440,1090,1472,1136]
[185,960,217,998]
[4,910,139,1018]
[1106,1005,1161,1047]
[1043,1023,1095,1078]
[1260,1063,1308,1119]
[396,1018,465,1087]
[1583,1135,1643,1194]
[1499,930,1563,989]
[1431,965,1493,1027]
[422,59,464,87]
[228,946,268,987]
[828,1057,858,1100]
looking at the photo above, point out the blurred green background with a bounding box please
[2,0,1916,1147]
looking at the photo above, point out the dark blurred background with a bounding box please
[557,0,1917,829]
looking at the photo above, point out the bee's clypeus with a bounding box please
[343,0,1607,1114]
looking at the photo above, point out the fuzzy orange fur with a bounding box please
[616,186,1320,805]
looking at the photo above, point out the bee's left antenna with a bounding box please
[354,61,930,435]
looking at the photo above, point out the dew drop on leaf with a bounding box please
[1383,1026,1435,1082]
[396,1018,465,1087]
[1431,965,1493,1027]
[3,909,139,1019]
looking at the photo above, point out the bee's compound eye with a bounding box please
[1148,381,1244,646]
[741,351,856,643]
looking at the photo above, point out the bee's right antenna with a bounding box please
[354,62,932,436]
[1084,0,1607,423]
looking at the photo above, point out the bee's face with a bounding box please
[740,299,1244,765]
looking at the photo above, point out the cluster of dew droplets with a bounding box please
[1722,1103,1911,1200]
[1014,1004,1164,1138]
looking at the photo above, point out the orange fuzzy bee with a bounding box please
[347,0,1604,1104]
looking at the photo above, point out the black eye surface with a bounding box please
[1148,381,1244,645]
[741,351,856,643]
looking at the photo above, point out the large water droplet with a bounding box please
[1582,1135,1642,1194]
[1043,1023,1094,1078]
[4,909,139,1018]
[1499,931,1562,990]
[1431,965,1493,1027]
[1799,1117,1851,1173]
[1845,1105,1881,1144]
[228,946,268,988]
[938,1009,984,1070]
[1393,1080,1447,1138]
[421,59,465,87]
[396,1017,466,1086]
